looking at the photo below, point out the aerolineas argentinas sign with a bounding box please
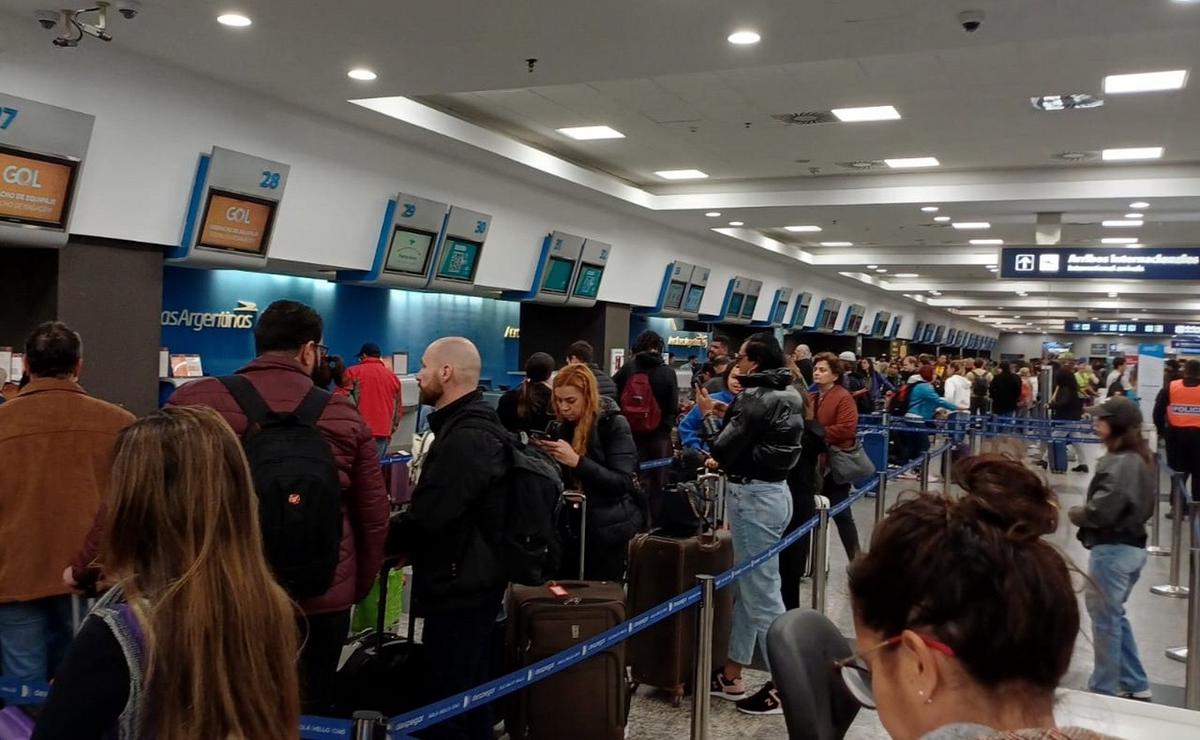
[161,300,258,331]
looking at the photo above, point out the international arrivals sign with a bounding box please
[1001,247,1200,280]
[1063,321,1200,336]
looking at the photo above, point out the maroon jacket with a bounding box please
[169,355,389,615]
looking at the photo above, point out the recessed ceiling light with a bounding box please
[1014,315,1022,319]
[785,225,822,233]
[1103,220,1143,227]
[1102,147,1164,161]
[876,268,888,273]
[727,30,761,45]
[655,169,708,180]
[1031,94,1104,111]
[820,241,853,247]
[1092,317,1100,321]
[347,68,378,81]
[1104,70,1188,94]
[557,125,625,140]
[895,273,920,278]
[705,211,721,217]
[885,157,940,168]
[831,105,901,122]
[217,13,252,27]
[921,206,940,213]
[728,221,745,226]
[866,264,878,269]
[1102,237,1139,244]
[970,239,1004,245]
[1129,201,1150,209]
[1124,213,1144,219]
[1108,292,1119,298]
[933,215,952,222]
[953,222,991,230]
[929,290,942,296]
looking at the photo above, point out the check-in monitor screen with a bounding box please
[573,264,604,299]
[683,285,705,313]
[0,145,78,230]
[197,188,278,255]
[741,294,758,319]
[541,256,575,294]
[435,238,482,282]
[727,292,745,317]
[847,313,863,334]
[664,280,687,310]
[384,226,437,275]
[773,301,789,325]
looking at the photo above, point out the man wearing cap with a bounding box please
[347,342,403,459]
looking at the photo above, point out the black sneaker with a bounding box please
[735,681,783,715]
[1072,464,1089,473]
[710,667,745,701]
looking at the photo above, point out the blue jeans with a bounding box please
[0,595,75,695]
[727,480,792,669]
[375,437,390,460]
[1085,545,1150,696]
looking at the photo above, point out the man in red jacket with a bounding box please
[346,342,402,459]
[167,300,389,714]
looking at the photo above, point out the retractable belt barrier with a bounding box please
[1,447,950,739]
[638,457,675,472]
[858,414,1100,444]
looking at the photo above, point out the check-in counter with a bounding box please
[1056,688,1200,738]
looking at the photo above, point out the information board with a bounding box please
[384,227,437,275]
[436,238,481,282]
[573,264,603,299]
[1002,246,1200,280]
[197,189,277,254]
[1063,320,1200,336]
[0,146,76,229]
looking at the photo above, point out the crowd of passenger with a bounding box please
[0,305,1169,739]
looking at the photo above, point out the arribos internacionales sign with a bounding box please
[1001,247,1200,280]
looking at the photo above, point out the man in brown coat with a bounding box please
[0,322,134,691]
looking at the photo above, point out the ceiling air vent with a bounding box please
[1052,151,1098,162]
[834,160,888,170]
[772,111,839,126]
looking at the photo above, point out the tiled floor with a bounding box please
[624,457,1192,740]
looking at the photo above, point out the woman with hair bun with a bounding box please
[840,455,1114,740]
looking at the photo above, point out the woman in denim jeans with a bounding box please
[1068,395,1156,699]
[697,333,804,715]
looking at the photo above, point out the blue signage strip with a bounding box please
[1064,320,1200,336]
[1001,247,1200,280]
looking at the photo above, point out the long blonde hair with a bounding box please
[102,406,300,739]
[553,364,600,457]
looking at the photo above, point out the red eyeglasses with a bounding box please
[833,634,956,709]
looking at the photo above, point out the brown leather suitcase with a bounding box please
[506,580,628,740]
[625,530,734,704]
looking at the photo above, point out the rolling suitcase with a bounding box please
[506,492,629,740]
[1050,434,1069,474]
[0,707,34,740]
[626,530,733,704]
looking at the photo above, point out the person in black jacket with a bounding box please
[613,331,679,522]
[1040,363,1090,473]
[566,340,618,401]
[535,363,643,581]
[989,361,1023,416]
[697,333,804,716]
[404,337,509,740]
[497,352,556,434]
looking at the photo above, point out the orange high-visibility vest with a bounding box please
[1167,379,1200,429]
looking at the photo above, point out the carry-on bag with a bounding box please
[1050,433,1070,474]
[335,561,430,718]
[506,491,629,740]
[0,707,34,740]
[625,529,733,704]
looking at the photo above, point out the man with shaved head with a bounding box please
[403,336,509,738]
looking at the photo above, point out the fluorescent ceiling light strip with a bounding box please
[831,105,901,122]
[557,125,625,140]
[1103,70,1188,94]
[784,225,822,232]
[820,241,853,247]
[884,157,940,168]
[1102,220,1143,227]
[953,222,991,230]
[969,239,1004,245]
[1102,147,1164,161]
[1101,237,1139,244]
[655,169,709,180]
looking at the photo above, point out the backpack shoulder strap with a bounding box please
[219,375,272,427]
[293,386,332,426]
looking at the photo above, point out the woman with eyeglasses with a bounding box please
[838,456,1105,740]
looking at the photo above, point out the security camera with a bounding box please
[34,9,60,29]
[958,10,984,32]
[114,0,141,20]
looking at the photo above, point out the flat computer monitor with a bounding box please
[663,280,687,311]
[740,294,758,319]
[683,285,705,314]
[435,237,482,282]
[0,144,79,231]
[573,264,604,299]
[383,226,438,276]
[727,292,745,317]
[773,301,789,325]
[196,187,279,255]
[541,255,576,294]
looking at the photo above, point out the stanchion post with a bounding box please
[690,575,716,740]
[1148,455,1169,557]
[941,444,952,497]
[874,471,888,525]
[968,421,979,456]
[811,496,831,614]
[1152,474,1189,598]
[352,711,386,740]
[1187,505,1200,708]
[920,450,932,492]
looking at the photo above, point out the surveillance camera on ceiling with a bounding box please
[958,10,985,32]
[35,1,139,47]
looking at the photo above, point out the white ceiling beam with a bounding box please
[928,297,1200,310]
[880,280,1173,294]
[808,251,996,266]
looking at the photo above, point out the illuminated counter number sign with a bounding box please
[197,189,279,255]
[0,108,17,130]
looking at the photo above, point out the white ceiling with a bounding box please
[4,0,1200,335]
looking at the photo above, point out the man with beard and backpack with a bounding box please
[164,300,389,715]
[614,331,679,522]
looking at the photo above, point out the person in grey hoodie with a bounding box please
[1068,396,1155,700]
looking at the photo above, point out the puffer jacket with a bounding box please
[587,362,619,401]
[1069,450,1155,549]
[705,367,805,482]
[165,355,389,615]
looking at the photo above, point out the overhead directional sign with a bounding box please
[1001,246,1200,280]
[1064,321,1200,336]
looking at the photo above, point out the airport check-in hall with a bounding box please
[3,1,1200,739]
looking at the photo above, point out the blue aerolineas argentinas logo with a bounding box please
[161,300,258,331]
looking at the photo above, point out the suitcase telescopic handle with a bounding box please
[562,491,588,580]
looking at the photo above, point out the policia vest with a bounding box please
[1167,379,1200,429]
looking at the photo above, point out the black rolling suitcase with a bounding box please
[334,561,431,718]
[506,492,630,740]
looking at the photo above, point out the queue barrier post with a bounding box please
[920,450,933,493]
[811,496,832,615]
[352,711,386,740]
[1152,474,1190,599]
[1186,505,1200,708]
[1148,454,1169,557]
[874,471,888,525]
[690,575,716,740]
[941,443,952,498]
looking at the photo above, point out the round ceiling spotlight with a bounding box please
[727,30,761,45]
[704,211,721,217]
[217,13,252,27]
[347,68,378,81]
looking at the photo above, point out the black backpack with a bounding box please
[219,376,342,600]
[888,382,915,416]
[459,420,565,586]
[971,372,990,399]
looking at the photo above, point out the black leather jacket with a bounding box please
[703,368,805,482]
